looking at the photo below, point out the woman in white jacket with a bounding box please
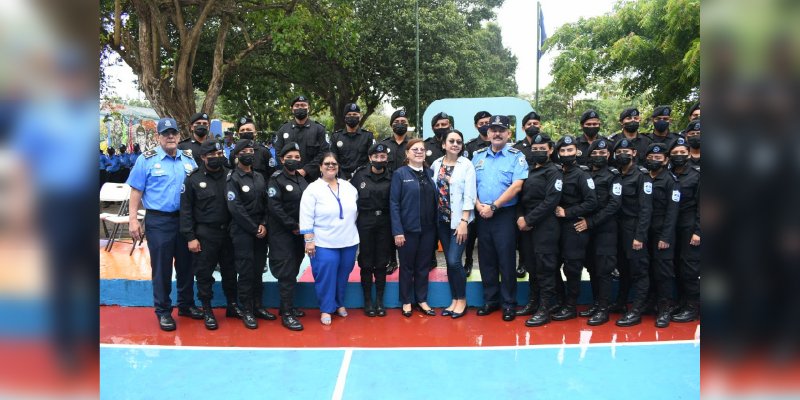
[431,130,477,318]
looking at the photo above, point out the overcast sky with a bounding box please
[103,0,618,99]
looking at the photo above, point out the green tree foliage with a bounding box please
[544,0,699,118]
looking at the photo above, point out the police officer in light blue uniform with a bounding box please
[127,117,202,331]
[223,130,236,161]
[472,115,529,321]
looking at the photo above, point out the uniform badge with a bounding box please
[555,179,563,191]
[598,141,606,149]
[360,182,366,189]
[576,150,582,157]
[632,110,638,116]
[283,133,289,139]
[242,185,250,192]
[518,156,526,167]
[227,191,235,201]
[180,184,185,193]
[612,183,622,196]
[286,185,294,192]
[653,145,661,153]
[644,182,653,194]
[199,182,207,189]
[463,150,469,157]
[184,163,192,169]
[587,178,595,189]
[564,136,573,145]
[426,150,432,156]
[386,148,391,153]
[337,141,344,148]
[671,190,681,202]
[268,187,277,197]
[154,163,161,169]
[268,158,277,167]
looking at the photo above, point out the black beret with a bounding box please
[232,139,254,155]
[555,135,577,150]
[344,103,361,114]
[487,115,510,129]
[613,138,635,152]
[686,120,701,132]
[646,142,669,156]
[531,133,551,145]
[118,145,127,151]
[580,109,600,125]
[473,111,492,124]
[522,111,541,126]
[688,102,700,115]
[390,109,408,125]
[651,105,672,118]
[291,96,309,107]
[431,111,450,127]
[619,108,640,121]
[236,116,254,129]
[368,142,388,155]
[190,112,210,124]
[224,129,234,136]
[280,142,301,157]
[200,139,223,156]
[587,138,611,153]
[670,137,690,152]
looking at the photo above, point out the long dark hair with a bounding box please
[404,138,428,168]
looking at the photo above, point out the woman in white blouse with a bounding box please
[299,153,360,325]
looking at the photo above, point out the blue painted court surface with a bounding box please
[100,341,699,399]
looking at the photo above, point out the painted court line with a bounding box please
[100,339,699,352]
[331,349,352,400]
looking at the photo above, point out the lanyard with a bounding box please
[328,182,343,219]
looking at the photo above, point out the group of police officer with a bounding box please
[123,94,700,331]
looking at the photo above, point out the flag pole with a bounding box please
[535,1,541,110]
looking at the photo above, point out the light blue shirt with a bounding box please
[99,154,110,170]
[126,146,197,212]
[106,154,121,172]
[223,143,235,160]
[431,156,477,230]
[471,144,528,207]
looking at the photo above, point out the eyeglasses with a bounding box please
[323,162,339,167]
[160,131,179,137]
[447,139,463,145]
[410,148,426,153]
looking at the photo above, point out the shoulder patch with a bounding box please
[182,149,193,158]
[268,187,278,198]
[508,147,520,153]
[586,178,595,189]
[671,189,681,202]
[554,179,563,191]
[227,191,235,201]
[612,182,622,196]
[143,150,157,159]
[644,182,653,194]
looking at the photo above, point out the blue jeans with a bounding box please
[310,245,358,313]
[437,220,467,299]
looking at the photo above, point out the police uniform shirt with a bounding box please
[330,128,374,178]
[179,166,231,241]
[645,131,682,151]
[518,162,563,252]
[472,145,529,207]
[576,135,608,167]
[513,137,537,167]
[226,168,267,234]
[99,153,110,170]
[251,143,276,178]
[423,137,446,166]
[617,166,654,243]
[649,168,681,245]
[558,165,598,220]
[587,166,623,230]
[127,146,198,212]
[609,132,653,165]
[178,137,204,165]
[223,142,235,160]
[673,164,700,235]
[351,166,392,215]
[106,154,121,172]
[266,169,308,233]
[465,136,491,159]
[119,153,132,169]
[380,136,410,172]
[274,119,329,178]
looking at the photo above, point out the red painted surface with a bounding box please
[101,306,699,348]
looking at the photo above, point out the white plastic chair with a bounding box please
[99,183,131,238]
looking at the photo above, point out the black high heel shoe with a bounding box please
[415,304,436,316]
[402,304,412,318]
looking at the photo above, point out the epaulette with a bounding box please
[143,149,157,159]
[270,170,282,178]
[514,139,528,146]
[670,172,679,181]
[333,129,344,134]
[608,167,620,175]
[475,147,488,154]
[352,165,368,175]
[579,165,590,171]
[508,147,520,153]
[226,170,232,181]
[181,149,193,158]
[360,128,373,134]
[466,137,478,143]
[187,168,199,177]
[638,166,649,174]
[692,165,700,173]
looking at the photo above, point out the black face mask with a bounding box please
[194,126,209,137]
[478,125,490,137]
[433,128,449,140]
[615,153,633,166]
[344,116,360,128]
[283,159,301,171]
[623,121,639,133]
[371,161,387,171]
[238,154,254,166]
[392,124,407,135]
[240,132,254,140]
[206,156,225,170]
[654,120,669,133]
[590,155,608,168]
[529,150,549,165]
[645,159,664,171]
[582,127,600,138]
[671,155,689,167]
[559,155,577,166]
[688,136,701,149]
[293,108,308,120]
[525,126,540,137]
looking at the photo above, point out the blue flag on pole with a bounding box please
[538,7,547,60]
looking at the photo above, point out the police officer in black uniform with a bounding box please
[646,106,683,150]
[679,102,700,136]
[425,111,451,166]
[575,109,606,166]
[178,112,211,165]
[266,142,308,331]
[551,135,598,321]
[330,103,374,180]
[515,133,563,324]
[235,117,276,178]
[463,111,492,276]
[612,139,654,327]
[351,143,393,317]
[669,138,701,322]
[643,142,681,328]
[274,96,330,183]
[685,120,701,167]
[381,109,412,274]
[577,138,622,326]
[226,139,273,329]
[609,108,652,165]
[180,139,238,330]
[513,110,545,278]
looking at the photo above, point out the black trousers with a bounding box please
[585,229,618,308]
[269,227,304,312]
[358,216,393,295]
[193,224,237,304]
[230,223,267,310]
[398,228,436,304]
[616,219,650,310]
[674,225,700,304]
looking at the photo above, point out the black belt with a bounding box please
[198,222,228,230]
[364,210,388,216]
[146,209,179,217]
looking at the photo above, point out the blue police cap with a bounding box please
[647,142,668,155]
[487,115,510,130]
[157,118,178,134]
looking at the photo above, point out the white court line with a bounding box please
[331,349,352,400]
[100,339,699,352]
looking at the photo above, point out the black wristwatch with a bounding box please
[489,202,497,212]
